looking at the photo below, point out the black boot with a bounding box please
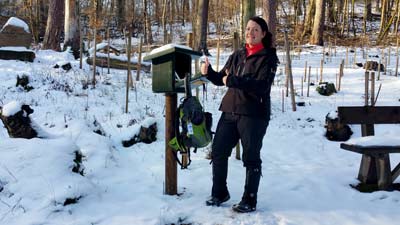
[232,167,261,213]
[206,158,230,206]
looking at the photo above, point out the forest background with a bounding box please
[1,0,399,57]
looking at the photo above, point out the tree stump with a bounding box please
[122,122,158,147]
[0,104,38,139]
[16,74,33,91]
[325,111,353,141]
[316,82,337,96]
[364,61,384,72]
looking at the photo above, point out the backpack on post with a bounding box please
[168,74,212,169]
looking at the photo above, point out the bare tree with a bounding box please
[241,0,255,43]
[302,0,315,38]
[195,0,210,54]
[116,0,126,30]
[143,0,153,44]
[310,0,325,45]
[42,0,64,51]
[263,0,278,48]
[64,0,80,58]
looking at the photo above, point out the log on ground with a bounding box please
[86,56,151,72]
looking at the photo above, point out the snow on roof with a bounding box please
[149,43,192,55]
[345,135,400,147]
[1,17,30,33]
[1,100,22,117]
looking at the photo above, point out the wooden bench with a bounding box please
[338,106,400,191]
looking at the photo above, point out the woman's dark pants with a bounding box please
[211,112,268,201]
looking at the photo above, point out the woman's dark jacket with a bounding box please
[206,47,279,120]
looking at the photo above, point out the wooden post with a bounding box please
[233,31,241,160]
[338,60,344,91]
[319,58,324,83]
[233,32,239,52]
[388,47,391,65]
[384,57,388,75]
[370,72,375,106]
[216,37,221,71]
[396,38,399,77]
[79,28,83,69]
[377,60,381,80]
[336,72,338,89]
[307,66,311,97]
[136,36,143,81]
[304,61,308,82]
[301,77,303,96]
[282,89,284,112]
[125,28,132,113]
[284,30,296,111]
[107,28,111,74]
[345,47,349,68]
[364,71,369,106]
[353,48,357,68]
[92,28,97,87]
[165,93,178,195]
[334,38,337,57]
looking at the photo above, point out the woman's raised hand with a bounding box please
[200,57,210,75]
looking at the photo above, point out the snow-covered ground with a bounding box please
[0,42,400,225]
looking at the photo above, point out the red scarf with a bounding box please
[246,43,264,57]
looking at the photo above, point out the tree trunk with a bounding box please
[64,0,80,59]
[155,0,161,28]
[242,0,256,43]
[162,0,168,44]
[263,0,278,47]
[310,0,325,45]
[379,0,388,35]
[366,0,372,20]
[351,0,356,36]
[326,0,335,23]
[42,0,64,51]
[302,0,315,38]
[169,0,175,43]
[117,0,126,30]
[341,0,349,36]
[195,0,209,54]
[143,0,153,44]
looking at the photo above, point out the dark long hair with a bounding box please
[249,16,273,49]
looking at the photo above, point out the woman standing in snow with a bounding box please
[200,16,278,213]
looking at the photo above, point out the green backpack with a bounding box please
[169,95,213,168]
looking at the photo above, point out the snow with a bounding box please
[0,47,33,52]
[88,42,119,54]
[1,100,22,116]
[149,43,193,55]
[1,35,400,225]
[346,135,400,147]
[1,17,30,33]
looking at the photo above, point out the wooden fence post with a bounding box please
[307,66,311,97]
[284,30,296,112]
[107,28,110,74]
[92,27,97,87]
[365,71,369,106]
[165,93,178,195]
[79,27,83,69]
[136,36,143,81]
